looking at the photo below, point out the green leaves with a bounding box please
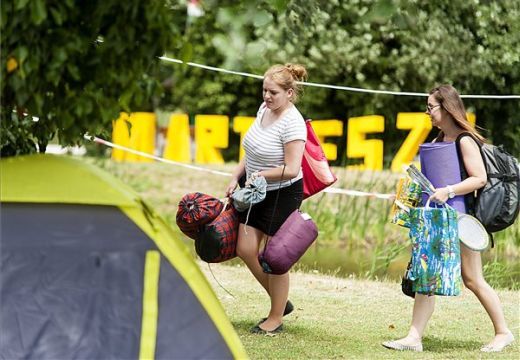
[364,0,397,24]
[252,10,273,28]
[266,0,287,14]
[15,0,31,10]
[179,42,193,62]
[1,0,182,154]
[0,112,37,157]
[163,0,520,160]
[2,0,518,157]
[31,0,47,25]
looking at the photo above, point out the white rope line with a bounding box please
[324,187,394,200]
[85,135,395,200]
[159,56,520,99]
[85,135,232,177]
[159,56,263,80]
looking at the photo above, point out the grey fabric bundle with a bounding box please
[231,176,267,212]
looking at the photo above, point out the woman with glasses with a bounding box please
[383,84,514,352]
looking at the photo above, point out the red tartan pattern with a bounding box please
[176,192,223,240]
[196,206,239,263]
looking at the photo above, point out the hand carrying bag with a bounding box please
[231,176,267,212]
[407,201,462,296]
[176,192,224,240]
[302,119,337,199]
[258,165,318,275]
[196,200,239,263]
[406,164,490,251]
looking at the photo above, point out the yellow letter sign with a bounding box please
[195,115,229,164]
[390,113,432,172]
[163,114,191,163]
[347,115,384,170]
[232,116,255,160]
[112,112,156,162]
[467,112,476,127]
[310,120,343,161]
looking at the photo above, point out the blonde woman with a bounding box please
[225,64,308,334]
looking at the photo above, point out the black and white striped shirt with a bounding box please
[243,103,307,191]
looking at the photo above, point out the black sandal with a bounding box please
[255,300,294,325]
[250,323,283,334]
[284,300,294,316]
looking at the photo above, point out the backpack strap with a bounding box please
[455,132,494,247]
[455,132,482,145]
[454,133,479,214]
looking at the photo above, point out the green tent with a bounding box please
[0,154,247,359]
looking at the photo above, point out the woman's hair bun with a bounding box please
[284,63,307,82]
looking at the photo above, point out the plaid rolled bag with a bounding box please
[196,204,239,263]
[176,192,224,240]
[407,203,462,296]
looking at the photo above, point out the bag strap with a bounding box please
[220,197,229,213]
[455,131,482,147]
[455,132,484,163]
[454,132,473,185]
[455,132,494,247]
[454,132,477,213]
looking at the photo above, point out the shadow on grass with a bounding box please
[231,319,360,343]
[231,320,518,359]
[231,319,263,333]
[423,336,482,352]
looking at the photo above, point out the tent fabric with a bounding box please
[0,154,137,206]
[1,243,146,359]
[156,257,234,359]
[1,203,152,250]
[0,155,247,360]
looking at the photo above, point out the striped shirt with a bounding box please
[243,103,307,191]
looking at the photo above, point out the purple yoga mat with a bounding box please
[419,142,466,213]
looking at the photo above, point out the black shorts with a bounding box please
[238,179,303,236]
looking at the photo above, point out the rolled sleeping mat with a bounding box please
[419,142,466,213]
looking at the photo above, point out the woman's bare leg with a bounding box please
[236,224,291,331]
[236,224,269,292]
[408,294,435,341]
[259,273,289,331]
[460,244,514,350]
[389,294,435,346]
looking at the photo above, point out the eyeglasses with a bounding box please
[426,104,441,113]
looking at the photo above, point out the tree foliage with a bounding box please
[2,0,519,159]
[1,0,181,155]
[162,0,520,161]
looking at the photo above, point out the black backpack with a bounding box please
[457,133,520,234]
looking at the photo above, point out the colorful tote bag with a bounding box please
[302,120,337,199]
[407,202,462,296]
[176,192,224,240]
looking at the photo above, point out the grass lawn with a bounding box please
[86,157,520,358]
[199,262,520,359]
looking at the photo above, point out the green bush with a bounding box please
[161,0,520,160]
[1,0,181,155]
